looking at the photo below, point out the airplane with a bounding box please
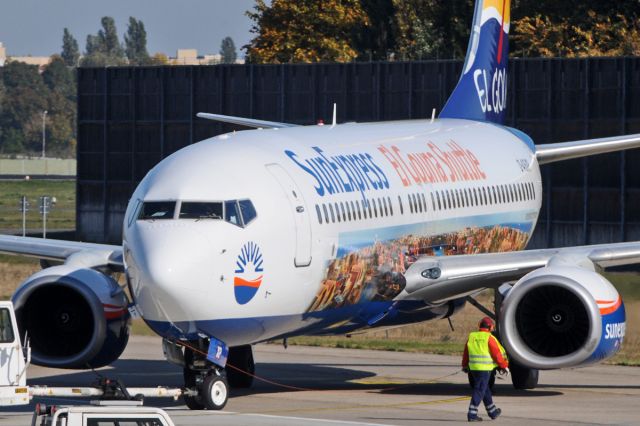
[0,0,638,411]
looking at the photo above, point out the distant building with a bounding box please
[0,42,51,71]
[170,48,243,65]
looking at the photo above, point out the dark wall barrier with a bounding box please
[77,58,640,245]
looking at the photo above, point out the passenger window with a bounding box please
[340,202,347,221]
[408,195,414,214]
[388,197,394,216]
[446,191,452,209]
[225,200,241,225]
[138,201,175,220]
[355,201,362,220]
[436,192,442,210]
[420,193,427,212]
[346,202,352,221]
[361,200,368,219]
[491,187,496,204]
[329,204,336,222]
[472,188,478,206]
[323,204,329,223]
[315,205,323,224]
[180,202,223,220]
[430,193,436,210]
[464,189,470,207]
[398,195,404,215]
[373,199,379,217]
[238,200,257,225]
[334,203,341,222]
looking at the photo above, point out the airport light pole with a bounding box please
[41,110,47,159]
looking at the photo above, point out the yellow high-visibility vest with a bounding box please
[467,331,496,371]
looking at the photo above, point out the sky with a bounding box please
[0,0,260,58]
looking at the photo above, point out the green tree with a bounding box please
[0,62,48,154]
[61,28,80,67]
[245,0,370,63]
[42,56,77,157]
[357,0,396,61]
[220,36,238,64]
[81,17,127,67]
[124,17,150,65]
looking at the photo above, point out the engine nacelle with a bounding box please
[12,265,130,369]
[499,266,625,370]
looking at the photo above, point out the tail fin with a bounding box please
[439,0,511,124]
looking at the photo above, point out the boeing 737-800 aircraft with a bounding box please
[0,0,638,410]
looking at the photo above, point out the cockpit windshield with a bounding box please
[138,201,176,220]
[180,202,223,219]
[138,199,256,226]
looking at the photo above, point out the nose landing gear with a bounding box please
[182,341,229,410]
[181,341,255,410]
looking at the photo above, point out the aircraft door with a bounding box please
[265,163,312,267]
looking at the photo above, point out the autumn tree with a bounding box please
[511,1,640,57]
[245,0,370,63]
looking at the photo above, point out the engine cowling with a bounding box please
[499,266,625,370]
[12,265,130,369]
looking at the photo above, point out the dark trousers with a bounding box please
[468,371,498,418]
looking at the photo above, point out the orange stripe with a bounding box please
[234,276,263,288]
[599,298,622,316]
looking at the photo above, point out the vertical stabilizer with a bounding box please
[439,0,511,124]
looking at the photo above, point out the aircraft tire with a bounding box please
[227,345,255,388]
[202,373,229,410]
[183,368,205,410]
[510,361,539,390]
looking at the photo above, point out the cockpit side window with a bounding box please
[180,202,223,219]
[238,199,257,225]
[225,200,241,226]
[138,201,176,220]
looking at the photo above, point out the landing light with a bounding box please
[422,267,442,280]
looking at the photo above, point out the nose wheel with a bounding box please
[182,344,230,410]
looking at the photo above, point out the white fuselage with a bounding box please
[123,119,542,345]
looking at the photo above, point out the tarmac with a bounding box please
[1,335,638,425]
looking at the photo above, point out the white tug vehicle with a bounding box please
[0,301,183,425]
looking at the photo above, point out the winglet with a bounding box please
[196,113,299,129]
[439,0,511,124]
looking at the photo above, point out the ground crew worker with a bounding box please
[462,316,508,422]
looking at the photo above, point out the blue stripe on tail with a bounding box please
[439,0,511,124]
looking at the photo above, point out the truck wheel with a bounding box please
[202,374,229,410]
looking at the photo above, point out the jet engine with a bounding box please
[11,265,130,369]
[499,265,625,370]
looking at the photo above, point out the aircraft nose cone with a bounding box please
[133,224,214,313]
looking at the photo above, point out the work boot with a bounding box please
[468,416,483,422]
[489,408,502,420]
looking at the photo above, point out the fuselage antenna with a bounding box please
[431,108,436,123]
[331,103,337,128]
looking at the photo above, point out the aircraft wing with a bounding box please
[536,133,640,164]
[0,235,123,271]
[403,241,640,303]
[196,112,300,129]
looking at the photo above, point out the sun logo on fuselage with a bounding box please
[233,241,264,305]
